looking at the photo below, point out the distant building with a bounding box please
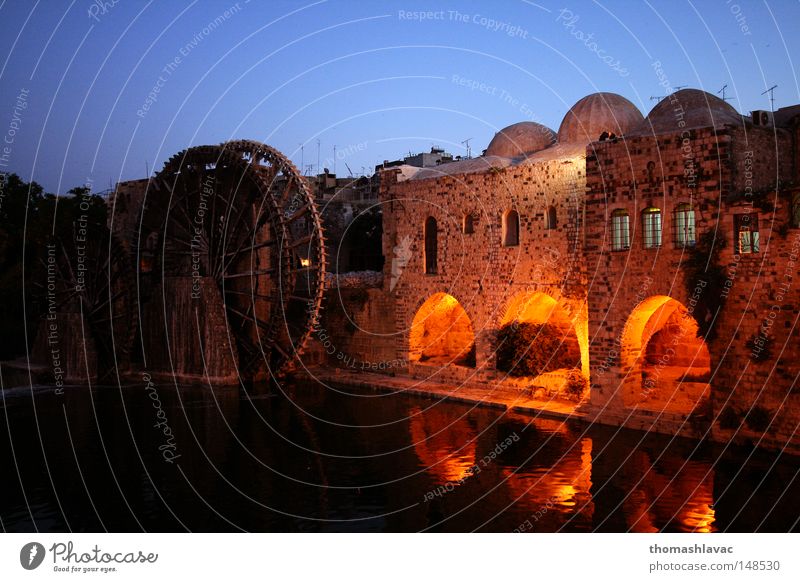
[375,146,457,173]
[402,146,455,168]
[310,171,378,203]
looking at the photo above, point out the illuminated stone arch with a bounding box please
[409,292,476,367]
[497,291,588,378]
[620,295,711,412]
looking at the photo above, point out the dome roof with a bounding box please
[557,92,644,144]
[485,121,556,158]
[637,88,742,134]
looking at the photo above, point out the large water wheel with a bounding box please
[31,228,136,383]
[144,140,326,380]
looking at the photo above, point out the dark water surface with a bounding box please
[1,379,798,532]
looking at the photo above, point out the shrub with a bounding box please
[681,229,726,341]
[717,406,741,430]
[564,369,588,400]
[744,405,773,432]
[495,322,580,377]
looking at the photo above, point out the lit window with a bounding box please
[673,203,696,247]
[734,213,759,254]
[546,206,557,230]
[424,216,438,274]
[503,209,520,246]
[463,213,474,234]
[611,209,630,251]
[642,207,662,249]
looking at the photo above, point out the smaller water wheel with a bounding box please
[31,228,136,382]
[145,140,326,379]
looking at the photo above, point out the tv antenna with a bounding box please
[761,85,778,111]
[718,84,729,102]
[461,137,473,159]
[650,85,687,103]
[345,162,354,177]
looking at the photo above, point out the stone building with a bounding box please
[360,89,800,451]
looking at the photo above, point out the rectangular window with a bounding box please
[674,204,696,247]
[642,208,662,249]
[611,210,630,251]
[734,213,759,254]
[424,216,438,273]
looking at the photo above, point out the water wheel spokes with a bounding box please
[147,140,326,379]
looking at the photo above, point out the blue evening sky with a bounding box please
[0,0,798,193]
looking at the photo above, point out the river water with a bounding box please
[1,379,797,532]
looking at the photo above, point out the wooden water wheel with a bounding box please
[32,229,136,381]
[146,140,326,378]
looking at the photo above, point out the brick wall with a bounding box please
[585,122,800,448]
[382,151,589,386]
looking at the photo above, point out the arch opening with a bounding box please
[409,293,476,367]
[496,292,587,398]
[620,296,711,412]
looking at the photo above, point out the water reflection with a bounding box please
[408,405,478,484]
[0,380,797,532]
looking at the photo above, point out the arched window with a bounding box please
[546,206,557,230]
[611,209,630,251]
[641,207,662,249]
[424,216,438,274]
[463,213,474,234]
[503,209,520,247]
[673,203,696,247]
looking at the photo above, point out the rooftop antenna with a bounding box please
[762,84,778,111]
[145,159,149,177]
[718,84,729,102]
[333,145,337,175]
[300,143,304,172]
[650,85,688,102]
[345,162,354,177]
[461,137,473,159]
[316,139,321,176]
